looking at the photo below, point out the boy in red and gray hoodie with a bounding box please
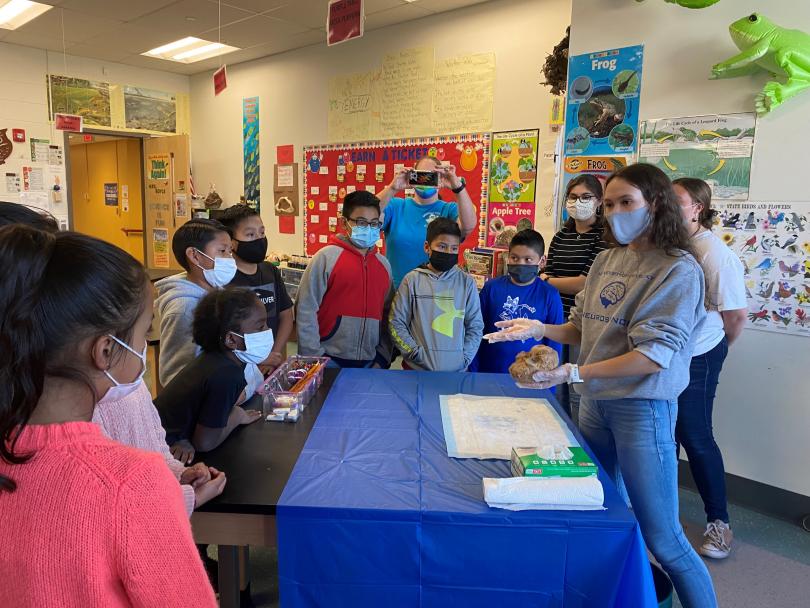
[296,191,394,368]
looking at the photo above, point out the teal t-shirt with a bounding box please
[382,196,459,286]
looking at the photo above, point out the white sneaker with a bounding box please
[699,520,733,559]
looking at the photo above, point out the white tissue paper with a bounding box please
[537,444,574,461]
[483,476,605,511]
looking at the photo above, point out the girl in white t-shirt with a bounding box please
[673,178,747,560]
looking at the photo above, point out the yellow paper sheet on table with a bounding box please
[380,46,435,139]
[328,71,376,143]
[432,53,495,134]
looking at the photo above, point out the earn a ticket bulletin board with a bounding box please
[303,133,491,258]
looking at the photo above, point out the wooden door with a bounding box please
[143,134,191,271]
[69,138,145,263]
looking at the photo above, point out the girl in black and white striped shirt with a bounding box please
[541,174,607,421]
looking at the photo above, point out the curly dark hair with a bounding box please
[542,27,570,96]
[604,163,694,257]
[192,287,260,353]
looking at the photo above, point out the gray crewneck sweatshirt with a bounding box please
[569,247,706,400]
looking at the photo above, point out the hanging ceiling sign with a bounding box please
[327,0,364,46]
[213,65,228,96]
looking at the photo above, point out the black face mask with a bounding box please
[507,264,539,284]
[429,250,458,272]
[235,237,268,264]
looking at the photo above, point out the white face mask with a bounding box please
[195,249,237,288]
[98,335,147,404]
[565,197,598,220]
[229,328,275,365]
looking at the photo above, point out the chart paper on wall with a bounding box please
[713,200,810,337]
[639,114,756,200]
[432,53,495,135]
[565,45,644,157]
[379,46,435,139]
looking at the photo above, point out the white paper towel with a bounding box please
[483,476,605,511]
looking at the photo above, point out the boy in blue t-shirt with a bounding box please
[379,156,478,287]
[470,229,563,378]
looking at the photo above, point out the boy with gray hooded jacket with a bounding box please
[390,217,484,371]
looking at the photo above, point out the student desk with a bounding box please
[277,369,658,607]
[190,368,339,608]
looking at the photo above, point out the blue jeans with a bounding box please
[677,337,730,523]
[580,398,717,608]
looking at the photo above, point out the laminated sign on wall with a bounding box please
[565,45,644,156]
[713,200,810,337]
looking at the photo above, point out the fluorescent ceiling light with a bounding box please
[142,36,239,64]
[0,0,53,30]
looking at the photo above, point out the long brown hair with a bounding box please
[673,177,716,230]
[604,163,694,256]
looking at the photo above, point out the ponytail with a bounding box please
[0,227,54,491]
[0,226,148,492]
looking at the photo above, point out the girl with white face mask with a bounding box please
[487,164,717,608]
[155,287,266,466]
[155,219,237,387]
[0,227,217,607]
[541,175,608,423]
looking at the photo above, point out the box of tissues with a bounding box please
[511,446,597,479]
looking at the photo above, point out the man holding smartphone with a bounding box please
[378,155,477,287]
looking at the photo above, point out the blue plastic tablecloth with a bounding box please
[278,370,657,608]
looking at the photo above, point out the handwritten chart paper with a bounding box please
[328,71,375,142]
[380,46,434,138]
[432,53,495,134]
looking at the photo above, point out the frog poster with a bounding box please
[713,200,810,337]
[564,45,644,157]
[489,130,539,204]
[638,113,756,200]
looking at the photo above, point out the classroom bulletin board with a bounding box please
[303,133,491,259]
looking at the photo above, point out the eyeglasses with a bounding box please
[347,218,382,229]
[566,194,598,204]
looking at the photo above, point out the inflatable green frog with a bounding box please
[711,13,810,115]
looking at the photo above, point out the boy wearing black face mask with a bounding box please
[389,218,484,371]
[469,229,563,380]
[219,204,293,372]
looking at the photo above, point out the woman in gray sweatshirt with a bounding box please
[487,164,716,608]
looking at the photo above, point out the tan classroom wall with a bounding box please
[188,0,573,256]
[570,0,810,497]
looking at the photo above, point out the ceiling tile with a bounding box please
[117,52,196,74]
[265,0,332,30]
[8,8,123,44]
[217,0,290,14]
[364,0,409,14]
[419,0,492,13]
[80,23,186,55]
[364,3,432,31]
[60,43,131,63]
[57,0,176,22]
[129,0,255,35]
[1,30,81,52]
[199,13,310,48]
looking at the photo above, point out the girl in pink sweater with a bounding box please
[0,226,218,608]
[92,381,223,516]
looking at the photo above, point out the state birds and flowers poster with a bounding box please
[714,201,810,337]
